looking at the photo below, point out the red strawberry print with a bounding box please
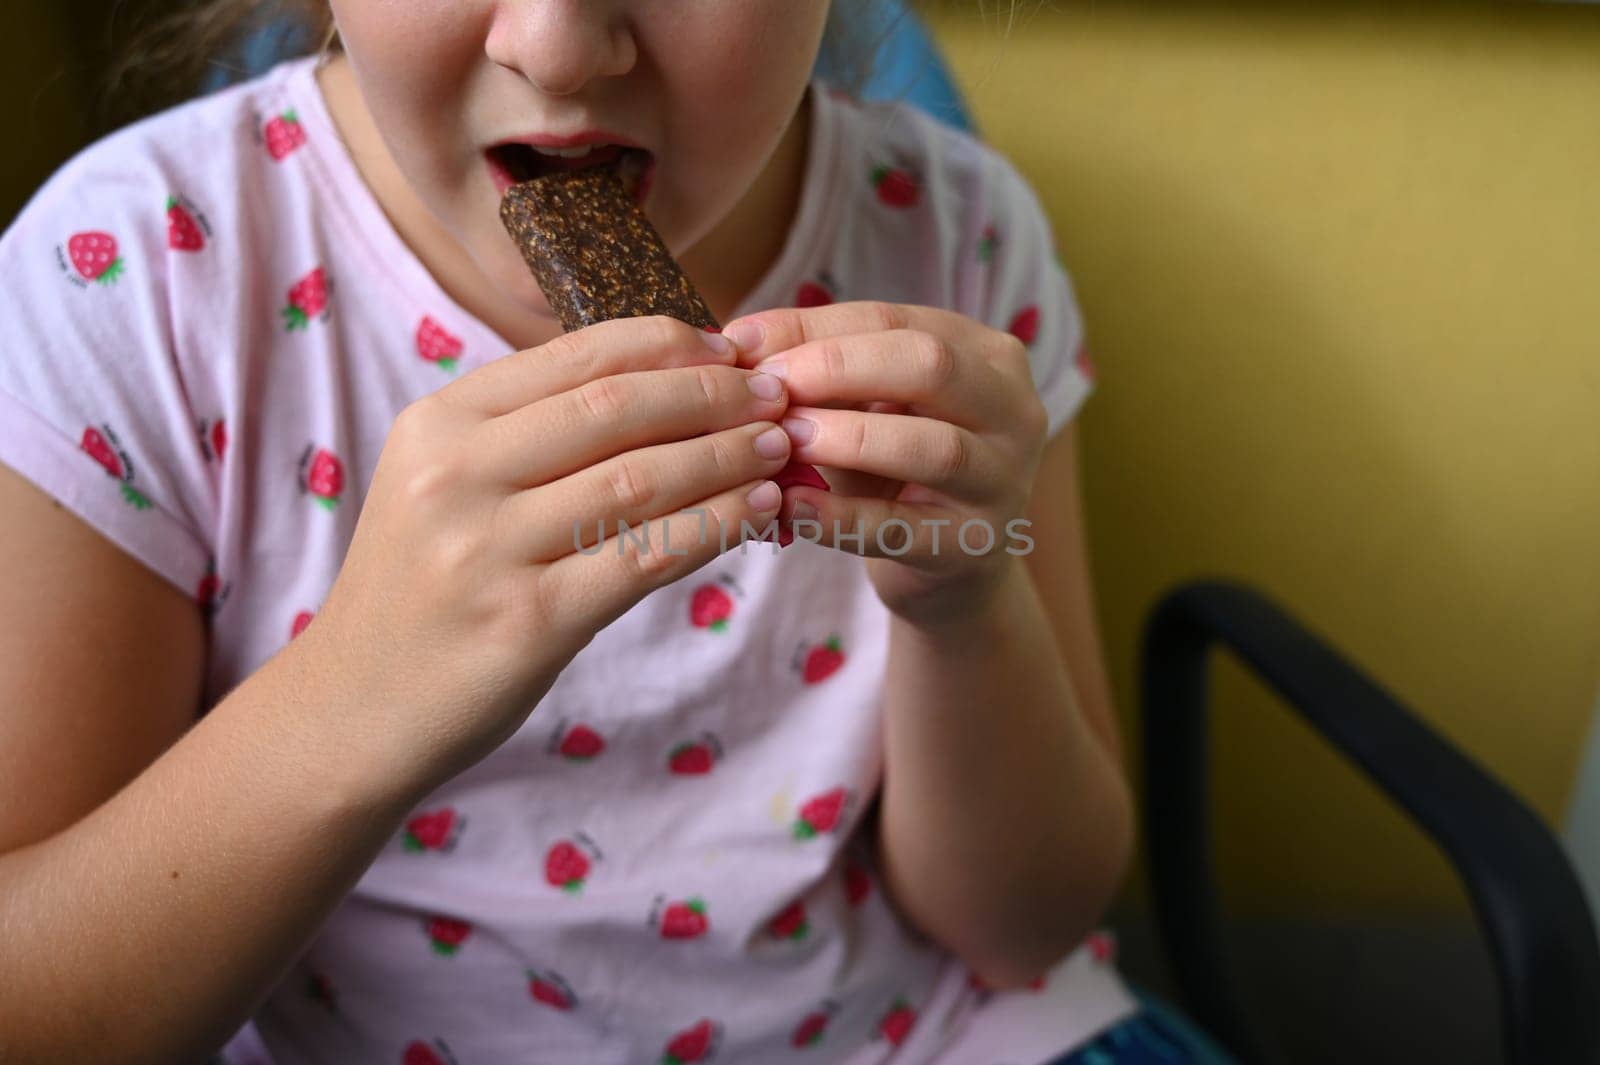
[527,969,578,1011]
[870,165,920,208]
[167,197,205,252]
[305,969,336,1010]
[80,426,151,509]
[795,279,834,308]
[878,1000,917,1046]
[793,788,850,840]
[417,316,464,373]
[658,897,710,940]
[1007,305,1041,347]
[81,426,123,480]
[792,1010,831,1048]
[291,610,315,639]
[668,734,722,776]
[196,561,228,618]
[67,232,123,284]
[303,447,344,510]
[1075,341,1097,384]
[1087,928,1117,963]
[662,1018,720,1064]
[265,109,308,161]
[401,1040,458,1065]
[844,862,871,906]
[1027,974,1048,991]
[197,417,228,463]
[689,583,735,633]
[555,723,606,760]
[545,839,592,893]
[403,808,460,852]
[768,900,809,941]
[425,915,472,956]
[796,635,846,684]
[977,223,1000,264]
[282,267,330,331]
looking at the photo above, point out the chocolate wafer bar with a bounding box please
[499,161,830,548]
[500,166,719,332]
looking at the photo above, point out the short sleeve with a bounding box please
[0,144,215,599]
[964,153,1096,441]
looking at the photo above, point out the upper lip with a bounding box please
[491,130,643,151]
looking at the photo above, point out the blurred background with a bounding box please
[5,1,1599,1063]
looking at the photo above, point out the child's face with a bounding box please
[327,0,832,321]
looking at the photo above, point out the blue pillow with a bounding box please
[205,2,975,133]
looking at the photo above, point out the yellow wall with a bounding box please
[924,0,1600,916]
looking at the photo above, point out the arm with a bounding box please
[0,464,425,1064]
[872,423,1134,989]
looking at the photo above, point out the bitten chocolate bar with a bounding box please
[499,166,719,332]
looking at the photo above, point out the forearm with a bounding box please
[874,561,1133,989]
[0,637,427,1064]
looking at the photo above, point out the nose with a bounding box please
[485,0,639,96]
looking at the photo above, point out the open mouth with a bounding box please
[487,143,653,204]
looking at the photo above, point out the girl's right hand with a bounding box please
[297,315,792,797]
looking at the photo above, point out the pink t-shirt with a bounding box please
[0,57,1136,1065]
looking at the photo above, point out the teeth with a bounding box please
[532,144,602,158]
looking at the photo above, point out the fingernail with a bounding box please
[747,480,781,511]
[724,321,764,354]
[755,426,790,459]
[781,416,816,446]
[701,329,733,355]
[791,500,819,524]
[755,356,787,380]
[747,372,785,401]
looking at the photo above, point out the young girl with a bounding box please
[0,1,1208,1062]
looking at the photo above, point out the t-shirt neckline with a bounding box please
[278,57,839,358]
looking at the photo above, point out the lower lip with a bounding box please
[487,150,655,208]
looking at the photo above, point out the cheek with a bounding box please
[332,2,487,179]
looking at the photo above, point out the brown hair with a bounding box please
[110,0,918,122]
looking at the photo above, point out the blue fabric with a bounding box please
[203,1,976,134]
[1043,990,1241,1065]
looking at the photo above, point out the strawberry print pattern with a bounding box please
[167,196,206,252]
[661,1018,721,1064]
[527,969,578,1010]
[80,425,151,509]
[264,109,307,161]
[401,1039,458,1065]
[652,895,710,940]
[416,316,464,372]
[549,720,606,761]
[403,808,462,853]
[545,834,601,893]
[792,788,852,840]
[794,634,846,684]
[282,267,329,331]
[425,915,472,956]
[65,231,123,285]
[299,445,344,510]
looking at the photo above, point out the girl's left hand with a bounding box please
[726,301,1049,626]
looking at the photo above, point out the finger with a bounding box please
[739,327,1009,429]
[440,315,736,419]
[780,487,1007,565]
[779,406,1006,504]
[474,363,789,487]
[543,469,789,630]
[726,300,1016,379]
[502,420,792,561]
